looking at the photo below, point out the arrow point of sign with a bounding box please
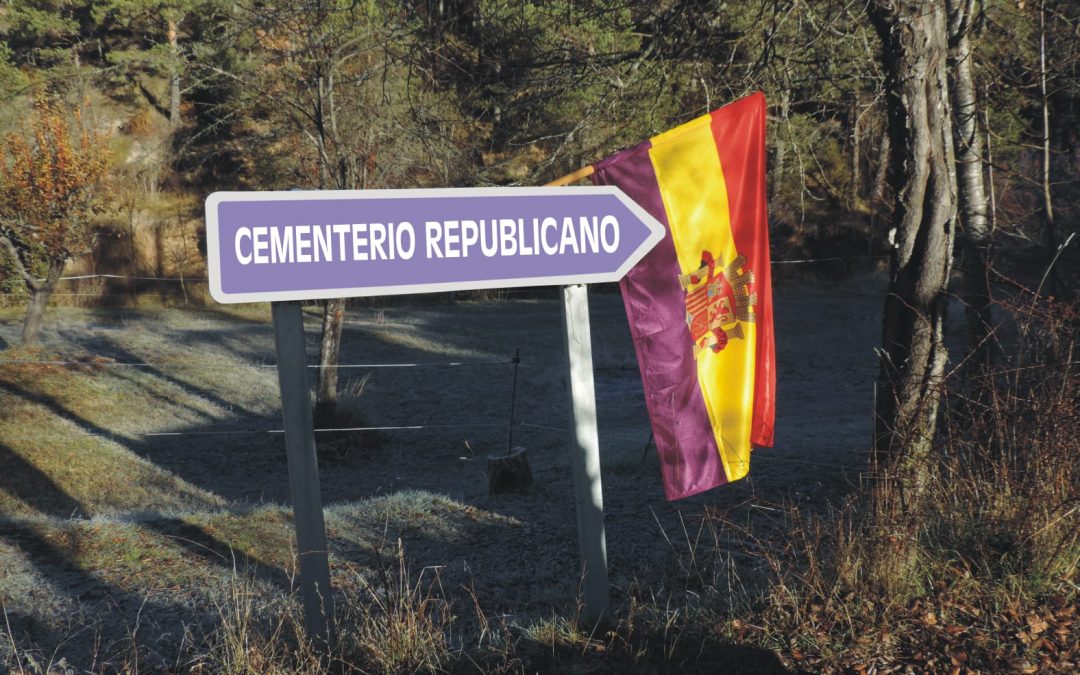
[606,187,666,279]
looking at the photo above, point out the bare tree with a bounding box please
[1036,0,1059,295]
[205,0,451,424]
[946,0,993,365]
[867,0,958,504]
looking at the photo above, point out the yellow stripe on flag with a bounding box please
[648,116,757,481]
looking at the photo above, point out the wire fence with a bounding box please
[0,253,889,297]
[0,353,525,439]
[0,418,869,473]
[0,265,883,475]
[0,358,515,370]
[0,363,874,474]
[0,343,872,474]
[0,421,511,441]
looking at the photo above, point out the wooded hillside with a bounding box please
[2,0,1077,298]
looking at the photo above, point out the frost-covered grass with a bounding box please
[8,283,1065,672]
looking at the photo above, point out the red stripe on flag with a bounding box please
[709,92,775,448]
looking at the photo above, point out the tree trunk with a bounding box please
[947,0,994,366]
[851,95,862,208]
[869,126,891,235]
[167,18,181,128]
[770,90,789,203]
[1038,0,1058,295]
[22,259,65,347]
[315,297,346,425]
[310,81,348,426]
[868,0,958,505]
[984,91,996,232]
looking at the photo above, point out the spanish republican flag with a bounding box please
[590,93,775,500]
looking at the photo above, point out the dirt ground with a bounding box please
[0,271,887,663]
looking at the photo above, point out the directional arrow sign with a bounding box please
[205,187,664,303]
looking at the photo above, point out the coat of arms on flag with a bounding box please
[679,250,756,357]
[588,92,775,500]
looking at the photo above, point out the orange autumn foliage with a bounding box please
[0,95,110,263]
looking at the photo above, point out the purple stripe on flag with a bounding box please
[592,144,728,499]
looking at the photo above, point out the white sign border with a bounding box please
[206,186,665,304]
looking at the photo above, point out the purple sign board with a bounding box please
[206,187,664,303]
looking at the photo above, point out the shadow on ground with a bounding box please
[0,276,885,667]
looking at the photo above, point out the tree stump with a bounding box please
[486,446,533,494]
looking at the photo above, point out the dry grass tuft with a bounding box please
[196,573,323,675]
[343,538,454,674]
[742,292,1079,671]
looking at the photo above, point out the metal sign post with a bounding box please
[271,301,334,646]
[560,283,610,622]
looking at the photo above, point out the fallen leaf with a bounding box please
[948,650,968,664]
[1027,614,1048,635]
